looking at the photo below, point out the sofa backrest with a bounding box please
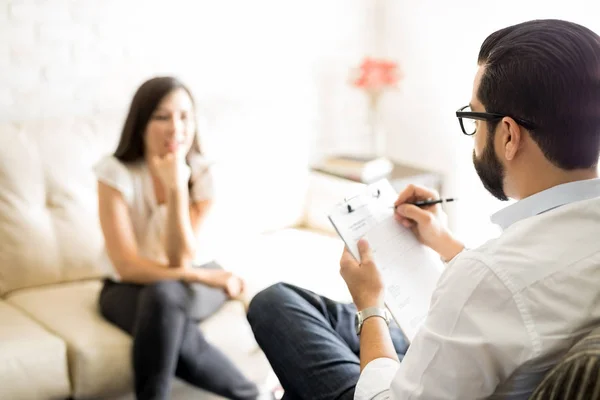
[0,113,310,297]
[529,326,600,399]
[0,115,121,296]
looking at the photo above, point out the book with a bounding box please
[327,179,444,342]
[313,155,394,183]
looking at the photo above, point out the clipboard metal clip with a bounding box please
[343,188,383,214]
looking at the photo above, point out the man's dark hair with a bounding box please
[478,19,600,169]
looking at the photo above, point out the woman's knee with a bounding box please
[142,280,192,312]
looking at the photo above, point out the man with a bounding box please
[248,19,600,399]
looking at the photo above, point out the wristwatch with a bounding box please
[355,307,390,335]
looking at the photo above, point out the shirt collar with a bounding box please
[491,178,600,230]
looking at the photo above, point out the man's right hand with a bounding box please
[394,184,464,262]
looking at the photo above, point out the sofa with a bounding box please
[0,113,359,400]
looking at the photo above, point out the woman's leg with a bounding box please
[187,261,228,321]
[99,278,258,400]
[175,319,259,400]
[98,278,142,334]
[176,276,259,399]
[99,279,191,400]
[131,280,194,400]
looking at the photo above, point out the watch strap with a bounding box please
[356,307,390,335]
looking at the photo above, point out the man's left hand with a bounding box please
[340,239,386,310]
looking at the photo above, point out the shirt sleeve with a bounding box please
[355,358,401,400]
[93,155,134,204]
[385,255,534,399]
[188,154,215,202]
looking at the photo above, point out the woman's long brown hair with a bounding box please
[114,76,202,163]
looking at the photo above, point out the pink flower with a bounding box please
[351,57,402,92]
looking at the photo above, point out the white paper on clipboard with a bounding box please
[328,179,444,342]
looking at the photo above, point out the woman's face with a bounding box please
[144,88,196,159]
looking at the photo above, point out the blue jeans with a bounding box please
[247,283,409,400]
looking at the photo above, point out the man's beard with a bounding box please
[472,135,509,201]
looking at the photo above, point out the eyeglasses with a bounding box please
[456,105,537,136]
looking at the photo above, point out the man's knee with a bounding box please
[142,280,191,312]
[247,282,292,327]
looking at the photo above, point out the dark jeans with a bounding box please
[247,283,409,400]
[99,267,259,400]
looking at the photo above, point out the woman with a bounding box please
[94,76,259,400]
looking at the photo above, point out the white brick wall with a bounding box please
[0,87,13,109]
[9,0,71,23]
[0,42,9,69]
[0,0,372,155]
[0,4,7,24]
[0,21,37,47]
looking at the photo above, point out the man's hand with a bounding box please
[340,239,385,310]
[394,184,464,262]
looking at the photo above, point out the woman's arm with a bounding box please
[98,181,190,283]
[190,199,212,231]
[157,152,213,267]
[98,181,233,288]
[164,187,243,296]
[164,184,212,267]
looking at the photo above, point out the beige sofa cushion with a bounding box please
[0,116,122,296]
[198,301,272,385]
[6,279,271,399]
[7,280,132,399]
[0,301,70,400]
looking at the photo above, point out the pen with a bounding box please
[393,198,457,209]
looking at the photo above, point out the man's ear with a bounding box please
[502,117,522,161]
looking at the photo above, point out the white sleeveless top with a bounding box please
[93,154,214,279]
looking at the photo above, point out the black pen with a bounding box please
[393,198,457,209]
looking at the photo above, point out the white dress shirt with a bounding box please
[355,178,600,400]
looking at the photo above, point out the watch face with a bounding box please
[355,313,361,333]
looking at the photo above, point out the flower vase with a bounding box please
[367,92,386,157]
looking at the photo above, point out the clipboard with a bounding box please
[327,179,444,343]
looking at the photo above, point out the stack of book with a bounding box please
[312,154,394,183]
